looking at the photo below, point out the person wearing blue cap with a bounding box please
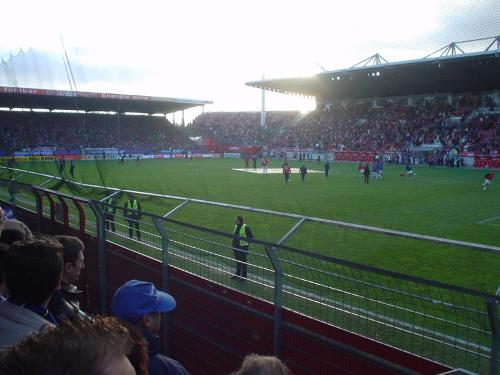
[111,280,190,375]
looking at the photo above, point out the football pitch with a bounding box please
[3,158,500,293]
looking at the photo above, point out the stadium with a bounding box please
[0,15,499,375]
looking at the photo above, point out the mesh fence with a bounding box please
[277,245,493,373]
[0,174,499,374]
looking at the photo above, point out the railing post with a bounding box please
[487,288,500,375]
[8,179,16,206]
[44,191,56,225]
[152,217,170,356]
[72,199,86,238]
[89,201,107,314]
[265,245,283,357]
[56,195,69,229]
[32,187,43,233]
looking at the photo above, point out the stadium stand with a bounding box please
[187,111,300,146]
[0,111,195,154]
[270,94,500,155]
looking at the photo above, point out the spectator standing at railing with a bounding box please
[124,194,142,241]
[232,216,254,280]
[111,280,190,375]
[48,236,87,322]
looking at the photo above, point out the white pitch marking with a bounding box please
[233,168,329,174]
[476,215,500,224]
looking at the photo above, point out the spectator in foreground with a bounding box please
[0,207,5,236]
[0,212,32,246]
[111,279,190,375]
[0,316,138,375]
[48,235,87,322]
[0,238,63,348]
[2,218,33,241]
[231,354,290,375]
[0,225,26,246]
[0,243,10,302]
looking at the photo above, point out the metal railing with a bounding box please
[0,170,499,374]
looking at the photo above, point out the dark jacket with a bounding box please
[137,326,190,375]
[48,282,83,322]
[0,301,55,349]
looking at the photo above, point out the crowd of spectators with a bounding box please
[1,94,498,158]
[0,206,291,375]
[269,94,500,156]
[186,111,300,145]
[0,112,195,154]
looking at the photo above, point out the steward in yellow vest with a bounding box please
[231,216,253,280]
[123,194,142,241]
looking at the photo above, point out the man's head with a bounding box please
[0,316,137,375]
[54,235,85,284]
[0,227,25,246]
[5,238,63,306]
[111,280,176,334]
[233,354,290,375]
[235,216,244,225]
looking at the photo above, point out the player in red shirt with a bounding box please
[261,158,268,174]
[482,172,494,191]
[358,163,365,177]
[283,163,291,184]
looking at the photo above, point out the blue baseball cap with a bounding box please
[111,280,176,322]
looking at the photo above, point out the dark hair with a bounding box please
[6,238,63,305]
[236,216,244,224]
[0,228,25,246]
[0,242,10,285]
[0,316,135,375]
[54,235,84,266]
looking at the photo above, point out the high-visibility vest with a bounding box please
[104,197,114,213]
[127,200,139,211]
[234,224,249,247]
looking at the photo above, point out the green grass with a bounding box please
[2,158,499,373]
[2,158,499,293]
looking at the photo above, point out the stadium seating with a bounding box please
[186,111,300,146]
[0,111,195,154]
[0,95,498,160]
[271,95,500,157]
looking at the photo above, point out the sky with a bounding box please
[0,0,499,122]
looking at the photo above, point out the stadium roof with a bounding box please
[0,86,212,114]
[246,50,500,101]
